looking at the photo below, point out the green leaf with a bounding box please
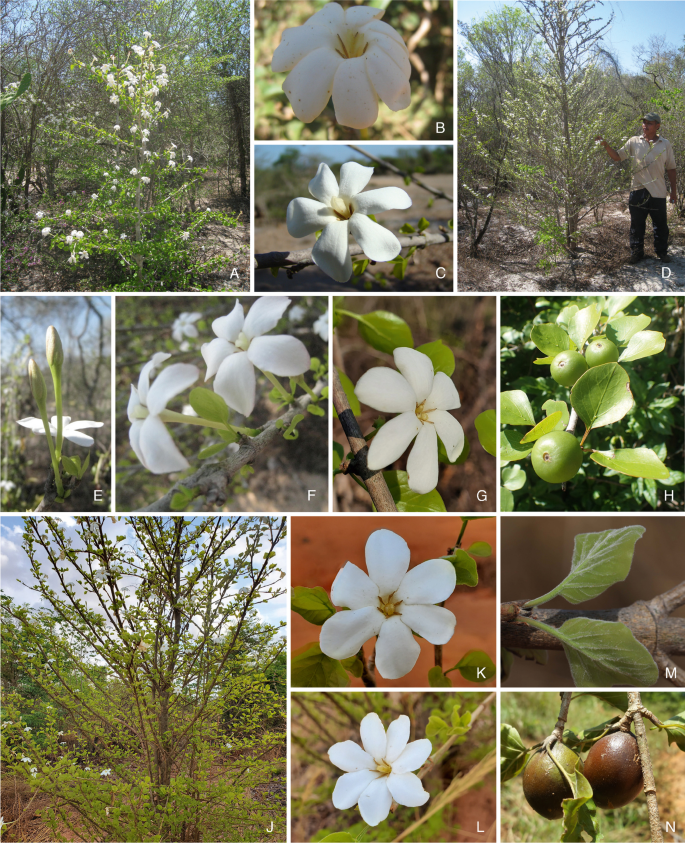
[356,310,413,354]
[560,771,596,842]
[533,355,557,365]
[557,304,579,330]
[501,464,526,491]
[307,404,325,416]
[269,266,279,278]
[474,409,496,456]
[520,411,563,443]
[352,259,369,276]
[61,455,81,477]
[500,724,528,782]
[291,642,350,688]
[428,666,452,687]
[563,717,621,753]
[340,656,364,678]
[0,72,31,111]
[383,470,446,512]
[571,363,634,430]
[416,339,455,376]
[542,399,570,429]
[605,314,651,346]
[618,330,666,362]
[500,487,515,511]
[521,617,659,687]
[448,650,495,682]
[291,586,336,625]
[189,388,230,425]
[333,441,345,471]
[530,323,572,356]
[500,429,534,461]
[398,222,416,234]
[319,834,357,842]
[78,451,90,480]
[418,217,430,232]
[501,390,535,426]
[334,369,361,418]
[444,549,478,586]
[198,442,230,459]
[568,304,601,351]
[590,448,670,480]
[467,541,491,557]
[660,712,685,751]
[524,525,645,607]
[606,295,637,317]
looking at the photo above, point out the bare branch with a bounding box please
[627,692,663,843]
[253,231,452,271]
[347,143,453,201]
[140,380,325,512]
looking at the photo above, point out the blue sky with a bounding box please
[255,144,446,167]
[0,516,287,633]
[458,1,685,74]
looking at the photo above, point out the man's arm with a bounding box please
[594,135,621,162]
[667,168,677,203]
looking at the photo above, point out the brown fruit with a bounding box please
[522,743,583,820]
[584,731,643,810]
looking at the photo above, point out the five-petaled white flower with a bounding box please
[100,768,112,776]
[113,124,120,131]
[128,352,199,474]
[272,2,410,129]
[35,211,45,219]
[201,297,310,416]
[130,168,138,175]
[141,176,150,184]
[17,415,103,447]
[181,231,190,241]
[313,311,329,341]
[41,227,51,237]
[110,94,119,104]
[172,312,202,343]
[328,712,431,826]
[65,209,72,216]
[355,348,464,495]
[91,193,98,200]
[319,529,456,679]
[287,162,411,283]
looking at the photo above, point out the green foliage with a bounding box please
[291,642,350,688]
[291,586,336,626]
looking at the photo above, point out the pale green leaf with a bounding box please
[291,586,336,625]
[571,363,633,430]
[189,388,230,425]
[605,314,651,346]
[356,310,413,354]
[568,304,601,351]
[543,399,569,429]
[474,409,496,456]
[334,369,360,417]
[449,650,495,682]
[590,448,670,479]
[291,642,350,687]
[384,470,446,512]
[618,330,666,362]
[416,339,455,377]
[530,323,572,356]
[520,412,562,443]
[660,713,685,751]
[500,724,528,782]
[467,541,492,557]
[500,429,534,461]
[501,390,535,426]
[444,549,478,586]
[502,464,526,490]
[428,666,452,687]
[606,295,637,317]
[501,486,515,511]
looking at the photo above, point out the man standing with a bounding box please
[595,113,677,263]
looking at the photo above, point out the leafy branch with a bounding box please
[347,144,454,202]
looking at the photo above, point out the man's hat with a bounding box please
[643,112,661,123]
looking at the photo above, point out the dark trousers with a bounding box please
[629,188,669,255]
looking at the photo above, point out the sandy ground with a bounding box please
[255,174,454,291]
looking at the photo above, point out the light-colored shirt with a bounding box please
[618,135,676,198]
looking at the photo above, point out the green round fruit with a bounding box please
[531,431,583,484]
[551,350,588,387]
[585,339,619,367]
[523,743,584,820]
[583,732,643,810]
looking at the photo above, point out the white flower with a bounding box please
[313,312,328,341]
[100,768,112,776]
[73,230,84,239]
[21,756,32,762]
[319,529,456,678]
[328,712,431,826]
[65,209,72,216]
[17,416,103,447]
[79,250,89,260]
[144,150,152,157]
[141,176,150,184]
[58,731,64,736]
[130,168,138,175]
[91,193,98,199]
[168,150,175,159]
[110,94,119,104]
[168,160,176,168]
[143,31,152,38]
[84,767,91,772]
[113,124,120,131]
[131,45,144,56]
[106,73,116,87]
[355,348,463,494]
[181,231,190,241]
[130,125,137,133]
[127,352,199,473]
[186,156,193,163]
[149,86,160,97]
[287,162,411,283]
[172,312,202,343]
[162,110,170,118]
[103,229,108,235]
[289,305,306,322]
[120,233,127,240]
[152,40,160,48]
[141,109,150,119]
[272,2,410,128]
[35,211,45,219]
[201,297,310,416]
[41,227,51,237]
[100,64,111,73]
[67,253,77,263]
[23,727,32,732]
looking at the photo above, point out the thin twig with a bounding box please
[627,692,663,843]
[348,144,453,202]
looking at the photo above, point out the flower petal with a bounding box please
[365,529,411,597]
[353,186,412,215]
[354,367,416,412]
[425,371,461,410]
[338,161,374,198]
[328,740,375,773]
[332,57,378,129]
[363,19,406,48]
[395,558,457,605]
[138,415,189,474]
[248,335,310,376]
[366,29,411,77]
[345,5,383,26]
[306,1,345,31]
[287,197,335,238]
[212,300,244,342]
[17,417,46,433]
[385,715,410,764]
[365,47,411,111]
[243,296,291,340]
[127,385,141,423]
[433,410,464,461]
[283,47,344,123]
[399,604,456,645]
[375,614,420,679]
[146,363,200,416]
[386,771,430,806]
[331,562,379,610]
[360,712,387,762]
[309,162,340,205]
[271,23,337,73]
[348,213,402,262]
[138,351,171,405]
[332,770,381,809]
[311,219,352,283]
[319,606,384,660]
[366,412,420,470]
[406,423,438,495]
[392,739,433,774]
[357,775,393,827]
[62,430,96,447]
[394,347,434,403]
[214,353,256,416]
[202,338,235,381]
[129,419,148,469]
[63,420,104,431]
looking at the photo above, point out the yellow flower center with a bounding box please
[376,760,392,775]
[334,30,369,59]
[330,196,354,221]
[378,594,402,618]
[415,399,436,425]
